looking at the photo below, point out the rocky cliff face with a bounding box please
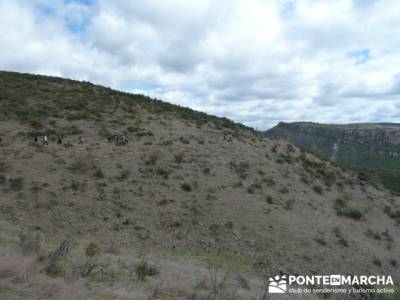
[264,122,400,192]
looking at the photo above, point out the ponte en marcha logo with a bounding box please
[268,274,395,295]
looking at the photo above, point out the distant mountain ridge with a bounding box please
[264,122,400,192]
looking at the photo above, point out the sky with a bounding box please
[0,0,399,130]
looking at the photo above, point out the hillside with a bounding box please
[264,122,400,193]
[0,72,399,299]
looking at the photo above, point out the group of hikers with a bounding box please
[31,135,128,146]
[107,135,128,145]
[1,133,233,146]
[34,135,84,145]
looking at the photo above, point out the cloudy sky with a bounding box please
[1,0,399,129]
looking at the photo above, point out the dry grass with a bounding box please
[148,276,190,299]
[0,255,39,282]
[0,255,85,300]
[35,278,85,300]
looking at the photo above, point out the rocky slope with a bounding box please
[264,122,400,193]
[0,72,399,299]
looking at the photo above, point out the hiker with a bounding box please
[57,137,62,145]
[34,136,38,143]
[43,135,48,145]
[123,135,128,145]
[107,136,112,144]
[78,136,83,145]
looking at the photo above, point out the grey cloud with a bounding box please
[1,0,400,130]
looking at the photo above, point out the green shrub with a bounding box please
[174,153,184,163]
[280,187,289,194]
[145,154,158,165]
[333,227,348,247]
[62,125,83,135]
[9,177,24,191]
[286,144,295,154]
[284,199,295,210]
[18,233,41,256]
[300,153,324,171]
[70,180,80,191]
[85,242,99,258]
[29,120,43,129]
[316,168,336,187]
[314,237,327,246]
[117,170,130,181]
[68,155,92,172]
[94,169,105,179]
[276,158,284,164]
[383,205,400,219]
[365,229,381,240]
[156,168,170,179]
[247,182,261,194]
[181,182,192,192]
[135,260,158,281]
[313,185,323,195]
[341,208,363,220]
[333,198,363,220]
[0,174,6,185]
[278,153,292,164]
[229,161,250,179]
[127,126,139,132]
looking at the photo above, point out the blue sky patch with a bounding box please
[36,4,56,17]
[65,17,91,33]
[281,0,297,18]
[65,0,94,6]
[347,48,371,65]
[123,83,154,94]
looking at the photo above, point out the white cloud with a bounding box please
[0,0,399,129]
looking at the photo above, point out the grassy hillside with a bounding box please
[265,122,400,193]
[0,71,255,139]
[0,72,399,299]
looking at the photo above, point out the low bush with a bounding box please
[117,170,130,181]
[229,161,250,179]
[284,199,295,210]
[286,144,295,154]
[68,155,93,172]
[174,153,184,163]
[18,233,41,256]
[247,182,261,194]
[0,174,6,185]
[181,182,192,192]
[145,154,158,165]
[9,177,24,191]
[333,198,363,220]
[94,169,105,179]
[313,185,323,195]
[383,205,400,219]
[135,260,159,281]
[85,242,99,258]
[156,168,170,179]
